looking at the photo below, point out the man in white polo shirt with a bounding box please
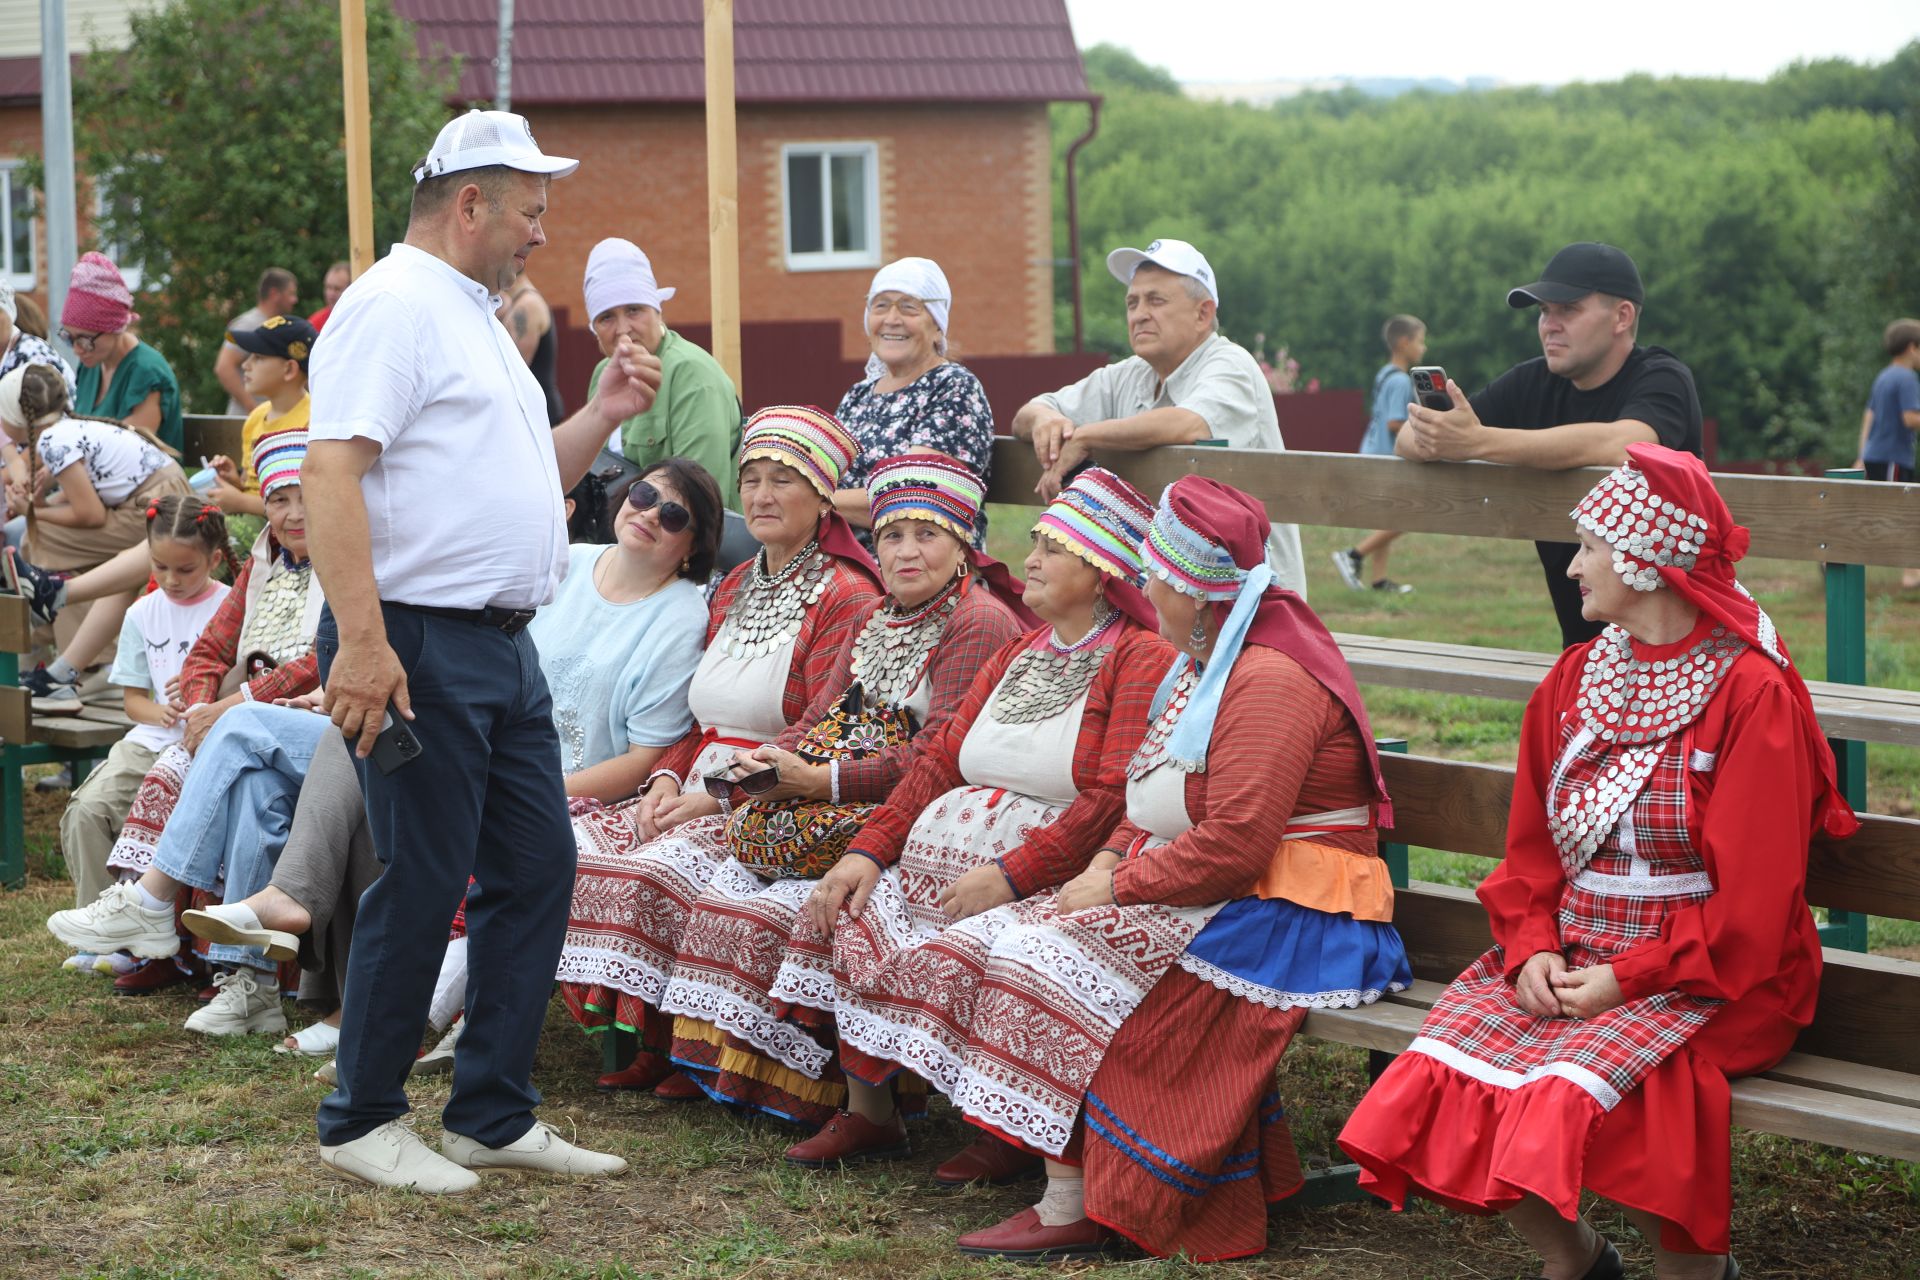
[1010,238,1307,596]
[302,110,663,1192]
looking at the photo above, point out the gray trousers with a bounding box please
[269,729,382,1010]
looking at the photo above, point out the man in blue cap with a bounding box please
[1396,242,1702,647]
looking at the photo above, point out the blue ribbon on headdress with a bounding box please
[1152,561,1274,770]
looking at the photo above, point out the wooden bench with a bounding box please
[1299,751,1920,1175]
[0,594,130,887]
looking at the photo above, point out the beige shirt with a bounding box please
[1036,333,1306,596]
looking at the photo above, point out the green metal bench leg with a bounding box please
[1819,468,1869,953]
[601,1024,640,1076]
[1,745,24,889]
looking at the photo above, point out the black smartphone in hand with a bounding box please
[1410,366,1454,411]
[370,706,424,775]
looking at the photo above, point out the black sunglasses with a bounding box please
[625,479,691,534]
[703,763,781,796]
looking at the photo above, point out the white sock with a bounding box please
[134,883,171,912]
[1033,1176,1086,1227]
[47,656,78,682]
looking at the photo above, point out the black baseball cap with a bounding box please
[230,313,318,370]
[1507,242,1644,309]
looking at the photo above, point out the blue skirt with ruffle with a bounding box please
[1179,895,1411,1010]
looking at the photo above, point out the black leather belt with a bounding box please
[388,601,537,634]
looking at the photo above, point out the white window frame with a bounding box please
[779,141,881,272]
[0,160,36,290]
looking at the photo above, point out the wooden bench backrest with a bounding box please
[984,439,1920,569]
[1382,754,1920,1075]
[182,415,247,469]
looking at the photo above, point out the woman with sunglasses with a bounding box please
[558,408,884,1087]
[60,252,184,452]
[647,454,1029,1127]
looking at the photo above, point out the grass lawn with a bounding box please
[2,522,1915,1278]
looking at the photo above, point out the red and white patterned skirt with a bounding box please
[105,743,194,877]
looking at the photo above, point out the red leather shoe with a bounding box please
[651,1070,705,1102]
[956,1207,1114,1261]
[112,958,186,996]
[933,1132,1042,1187]
[596,1052,673,1093]
[784,1109,909,1168]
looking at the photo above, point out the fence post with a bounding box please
[0,644,21,888]
[1820,467,1869,953]
[1377,738,1409,890]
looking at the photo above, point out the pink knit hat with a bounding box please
[61,252,136,334]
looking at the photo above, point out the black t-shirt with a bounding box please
[1469,345,1704,650]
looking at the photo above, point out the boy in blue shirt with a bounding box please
[1853,317,1920,589]
[1333,314,1424,593]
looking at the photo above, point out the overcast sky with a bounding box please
[1063,0,1919,87]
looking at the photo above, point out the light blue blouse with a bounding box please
[529,543,709,774]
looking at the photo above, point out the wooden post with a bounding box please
[703,0,743,397]
[339,0,376,280]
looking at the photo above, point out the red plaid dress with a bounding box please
[1341,633,1827,1257]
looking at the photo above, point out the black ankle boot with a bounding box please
[1538,1238,1623,1280]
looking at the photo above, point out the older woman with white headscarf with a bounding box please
[830,257,995,547]
[583,237,743,506]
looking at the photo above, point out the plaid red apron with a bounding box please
[1408,723,1723,1108]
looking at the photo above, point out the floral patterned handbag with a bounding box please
[724,688,916,880]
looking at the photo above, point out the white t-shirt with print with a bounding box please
[109,582,232,750]
[35,417,168,506]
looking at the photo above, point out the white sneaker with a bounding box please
[61,952,98,973]
[441,1121,627,1178]
[94,952,139,976]
[321,1119,479,1194]
[47,882,179,958]
[183,969,288,1037]
[411,1017,463,1077]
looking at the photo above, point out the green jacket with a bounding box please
[590,328,742,508]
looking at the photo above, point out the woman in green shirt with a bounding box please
[581,238,741,507]
[60,252,184,453]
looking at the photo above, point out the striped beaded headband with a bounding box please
[1033,467,1153,583]
[739,405,858,499]
[866,454,984,544]
[1571,459,1708,593]
[251,426,307,497]
[1142,485,1247,601]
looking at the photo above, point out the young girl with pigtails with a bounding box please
[54,494,235,967]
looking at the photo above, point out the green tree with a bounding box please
[72,0,455,413]
[1080,43,1182,96]
[1050,43,1919,462]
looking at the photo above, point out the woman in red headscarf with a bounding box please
[1340,444,1857,1280]
[894,475,1409,1263]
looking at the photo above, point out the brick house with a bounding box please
[0,0,1095,410]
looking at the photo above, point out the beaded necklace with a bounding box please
[848,573,964,709]
[989,610,1120,725]
[715,539,829,660]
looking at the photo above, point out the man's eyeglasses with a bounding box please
[57,329,101,353]
[625,480,691,534]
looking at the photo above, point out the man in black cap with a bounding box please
[1397,241,1702,647]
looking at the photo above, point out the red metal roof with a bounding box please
[398,0,1091,106]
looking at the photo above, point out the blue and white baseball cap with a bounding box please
[413,109,579,184]
[1106,238,1218,307]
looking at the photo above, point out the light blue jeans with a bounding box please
[152,702,332,972]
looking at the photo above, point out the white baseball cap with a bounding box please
[1106,238,1219,307]
[413,109,579,184]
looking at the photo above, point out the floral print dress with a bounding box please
[835,362,994,547]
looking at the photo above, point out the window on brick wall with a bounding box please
[781,142,879,272]
[0,161,35,289]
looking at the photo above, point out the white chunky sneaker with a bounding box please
[410,1016,463,1078]
[321,1119,479,1194]
[441,1121,627,1178]
[183,969,288,1037]
[47,882,179,959]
